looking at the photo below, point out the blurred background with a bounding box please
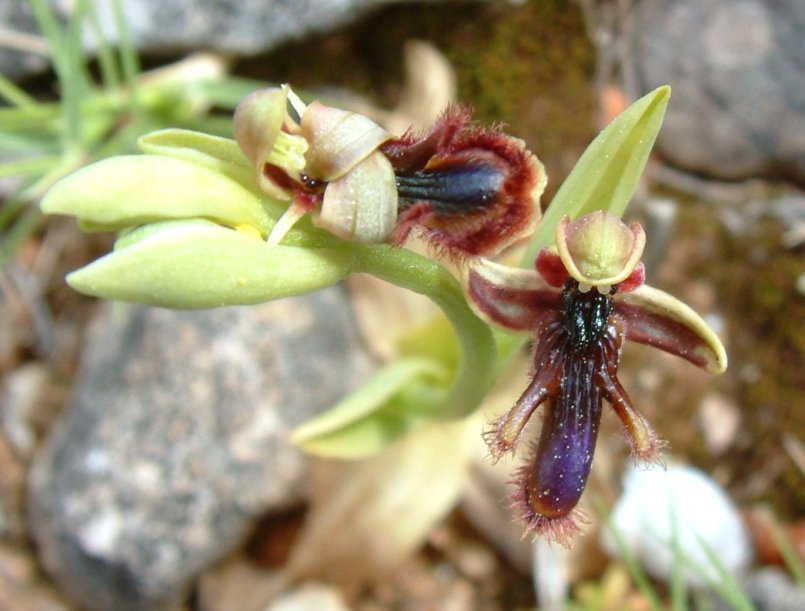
[0,1,803,609]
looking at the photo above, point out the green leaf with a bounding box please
[41,154,274,235]
[291,358,447,458]
[29,0,88,148]
[523,86,671,262]
[66,220,353,308]
[689,534,757,611]
[0,71,37,106]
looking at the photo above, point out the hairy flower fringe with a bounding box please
[509,446,592,548]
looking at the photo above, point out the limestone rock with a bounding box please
[631,0,805,185]
[0,0,429,80]
[601,463,753,589]
[28,287,373,611]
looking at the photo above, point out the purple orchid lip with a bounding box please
[511,312,610,544]
[508,282,623,545]
[464,213,727,545]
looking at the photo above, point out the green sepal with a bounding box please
[66,219,353,308]
[137,128,258,193]
[40,154,276,235]
[524,86,670,261]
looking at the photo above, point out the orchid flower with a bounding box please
[234,87,545,256]
[383,106,546,256]
[466,210,727,545]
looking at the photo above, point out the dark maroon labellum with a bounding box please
[381,105,542,256]
[509,281,623,542]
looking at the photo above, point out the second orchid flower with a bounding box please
[466,210,727,545]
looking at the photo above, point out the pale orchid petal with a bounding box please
[233,87,287,169]
[233,87,308,199]
[465,257,559,332]
[301,101,392,181]
[266,200,310,247]
[615,284,728,374]
[315,150,398,243]
[484,345,562,460]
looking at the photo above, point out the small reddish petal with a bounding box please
[616,262,645,293]
[535,248,569,288]
[609,393,666,466]
[596,338,666,465]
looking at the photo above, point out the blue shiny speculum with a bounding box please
[395,163,504,215]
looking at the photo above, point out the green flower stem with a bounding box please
[347,243,497,419]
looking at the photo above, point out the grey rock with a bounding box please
[710,567,805,611]
[743,568,805,611]
[28,287,374,611]
[601,464,753,589]
[630,0,805,185]
[0,0,426,80]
